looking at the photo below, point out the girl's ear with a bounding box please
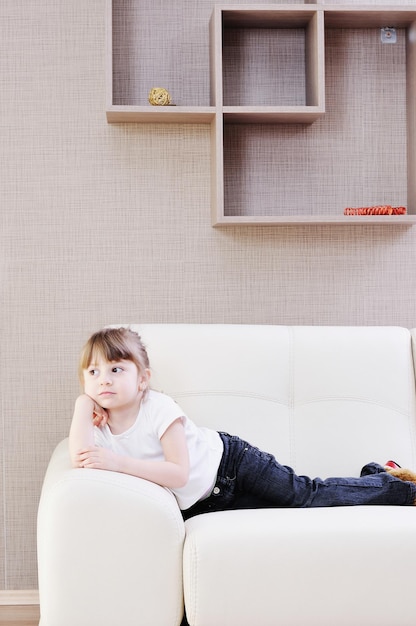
[139,368,151,391]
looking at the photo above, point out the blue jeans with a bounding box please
[182,432,416,520]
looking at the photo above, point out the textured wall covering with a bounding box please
[1,0,416,589]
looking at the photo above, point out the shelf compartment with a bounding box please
[212,5,325,115]
[220,117,408,221]
[106,0,213,121]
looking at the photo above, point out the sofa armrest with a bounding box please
[37,439,185,626]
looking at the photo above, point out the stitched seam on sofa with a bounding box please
[405,340,416,463]
[294,396,412,417]
[170,390,288,405]
[288,327,296,471]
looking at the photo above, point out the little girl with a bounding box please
[69,326,416,519]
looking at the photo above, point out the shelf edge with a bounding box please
[106,107,216,124]
[212,215,416,226]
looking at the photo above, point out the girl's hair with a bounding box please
[78,327,150,384]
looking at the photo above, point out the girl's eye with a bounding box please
[112,366,123,373]
[88,368,99,376]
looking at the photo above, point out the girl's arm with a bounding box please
[76,418,190,489]
[69,394,108,468]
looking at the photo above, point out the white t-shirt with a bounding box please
[94,389,223,510]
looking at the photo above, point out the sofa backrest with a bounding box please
[127,325,416,478]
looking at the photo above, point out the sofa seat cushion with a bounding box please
[184,506,416,626]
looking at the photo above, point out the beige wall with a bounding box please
[2,0,416,589]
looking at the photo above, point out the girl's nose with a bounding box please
[100,375,112,385]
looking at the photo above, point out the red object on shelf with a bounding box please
[344,205,407,216]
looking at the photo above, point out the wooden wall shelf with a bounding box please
[106,2,416,226]
[106,106,216,124]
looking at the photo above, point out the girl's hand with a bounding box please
[76,446,120,472]
[91,402,109,428]
[72,394,108,428]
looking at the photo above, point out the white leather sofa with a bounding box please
[37,325,416,626]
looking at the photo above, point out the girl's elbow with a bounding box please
[174,467,190,489]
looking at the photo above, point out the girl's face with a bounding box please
[83,356,149,415]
